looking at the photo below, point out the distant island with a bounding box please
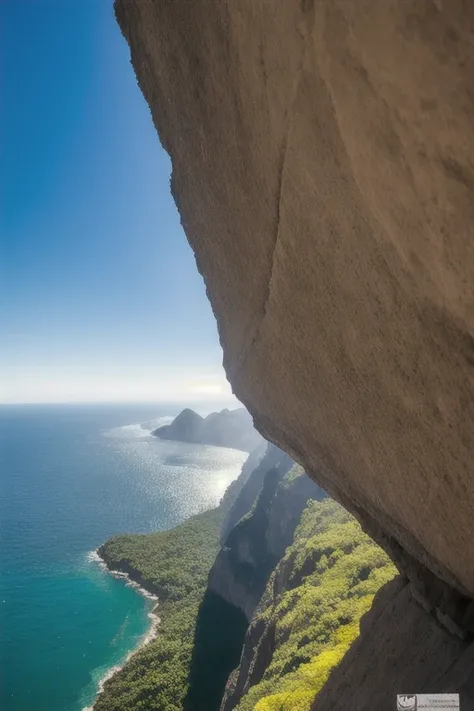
[151,407,264,453]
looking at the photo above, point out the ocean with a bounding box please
[0,403,247,711]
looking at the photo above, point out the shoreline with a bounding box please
[83,549,161,711]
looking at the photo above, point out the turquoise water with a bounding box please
[0,403,246,711]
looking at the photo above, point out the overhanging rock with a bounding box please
[114,0,474,605]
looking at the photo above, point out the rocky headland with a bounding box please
[152,407,263,453]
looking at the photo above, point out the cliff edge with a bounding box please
[114,0,474,706]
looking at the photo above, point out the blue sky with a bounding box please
[1,0,235,404]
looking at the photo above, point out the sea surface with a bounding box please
[0,403,247,711]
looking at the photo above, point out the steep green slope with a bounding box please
[94,508,223,711]
[94,492,396,711]
[184,461,306,711]
[226,500,397,711]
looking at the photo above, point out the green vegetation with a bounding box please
[185,591,248,711]
[234,500,397,711]
[279,464,305,488]
[94,494,395,711]
[94,508,223,711]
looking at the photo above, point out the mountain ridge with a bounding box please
[152,407,264,453]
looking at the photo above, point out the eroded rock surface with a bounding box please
[115,0,474,600]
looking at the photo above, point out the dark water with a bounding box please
[0,403,246,711]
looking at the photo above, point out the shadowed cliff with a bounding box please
[185,450,326,711]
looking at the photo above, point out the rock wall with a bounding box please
[113,0,474,704]
[219,441,267,526]
[221,443,291,544]
[210,458,322,620]
[185,454,325,711]
[115,0,474,603]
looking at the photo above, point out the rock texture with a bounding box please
[114,0,474,704]
[152,407,263,452]
[115,0,474,601]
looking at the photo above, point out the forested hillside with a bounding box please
[95,491,395,711]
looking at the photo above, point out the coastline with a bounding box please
[83,550,161,711]
[82,507,226,711]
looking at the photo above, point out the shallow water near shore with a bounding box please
[1,403,246,711]
[79,551,161,711]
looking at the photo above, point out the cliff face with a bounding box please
[219,441,267,524]
[115,0,474,601]
[220,443,290,544]
[152,407,263,452]
[208,456,313,621]
[221,500,398,711]
[221,501,474,711]
[114,0,474,705]
[185,452,326,711]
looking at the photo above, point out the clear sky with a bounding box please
[1,0,236,405]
